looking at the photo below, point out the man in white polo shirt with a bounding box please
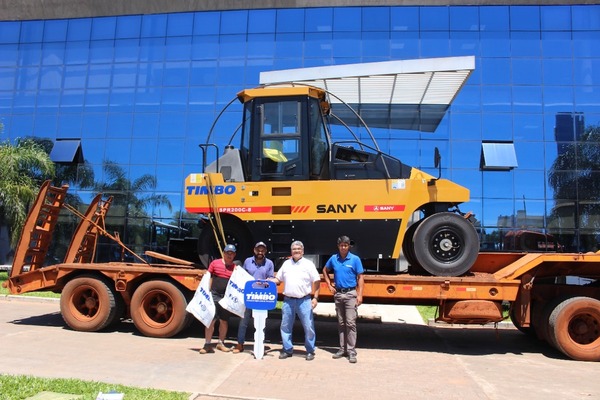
[270,240,321,361]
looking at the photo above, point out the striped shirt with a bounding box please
[208,258,235,295]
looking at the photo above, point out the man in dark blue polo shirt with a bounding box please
[323,235,364,364]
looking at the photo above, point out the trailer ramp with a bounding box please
[9,181,68,278]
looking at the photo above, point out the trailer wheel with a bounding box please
[534,295,572,344]
[60,275,118,332]
[509,304,534,336]
[548,296,600,361]
[130,279,189,338]
[412,212,478,277]
[108,294,126,327]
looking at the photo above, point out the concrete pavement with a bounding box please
[2,295,599,400]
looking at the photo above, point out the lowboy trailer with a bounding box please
[4,181,600,361]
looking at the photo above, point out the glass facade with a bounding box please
[1,5,600,261]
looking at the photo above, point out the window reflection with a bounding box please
[483,171,514,200]
[480,31,510,57]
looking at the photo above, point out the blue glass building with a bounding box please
[1,3,599,263]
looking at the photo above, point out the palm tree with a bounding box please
[94,160,172,260]
[0,136,55,249]
[95,160,172,217]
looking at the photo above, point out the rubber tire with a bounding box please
[130,279,189,338]
[197,215,252,268]
[402,220,428,275]
[509,303,534,336]
[402,220,421,267]
[533,295,573,344]
[60,275,118,332]
[548,296,600,361]
[108,293,126,327]
[412,212,479,277]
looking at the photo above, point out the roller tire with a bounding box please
[412,212,479,277]
[403,220,428,275]
[402,220,421,267]
[197,215,252,268]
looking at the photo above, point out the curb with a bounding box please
[427,318,516,330]
[0,294,60,303]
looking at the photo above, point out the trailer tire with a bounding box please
[108,294,126,327]
[130,279,189,338]
[412,212,478,277]
[534,295,572,344]
[60,275,118,332]
[509,304,534,336]
[548,296,600,361]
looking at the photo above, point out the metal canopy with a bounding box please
[481,142,518,171]
[260,56,475,132]
[49,139,84,164]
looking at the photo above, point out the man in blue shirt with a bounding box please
[233,241,274,354]
[323,235,364,364]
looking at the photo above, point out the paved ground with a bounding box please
[1,295,600,400]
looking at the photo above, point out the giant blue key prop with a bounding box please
[244,280,278,359]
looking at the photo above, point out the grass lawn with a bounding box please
[0,374,190,400]
[0,274,190,399]
[415,305,438,323]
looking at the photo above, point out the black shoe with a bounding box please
[306,353,315,361]
[279,352,292,359]
[349,354,357,364]
[332,350,346,359]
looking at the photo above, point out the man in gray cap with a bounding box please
[199,243,238,354]
[233,241,275,353]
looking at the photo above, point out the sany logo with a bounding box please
[316,204,357,213]
[186,185,236,195]
[245,292,277,302]
[365,205,405,212]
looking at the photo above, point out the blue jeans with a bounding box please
[280,296,316,354]
[237,307,253,344]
